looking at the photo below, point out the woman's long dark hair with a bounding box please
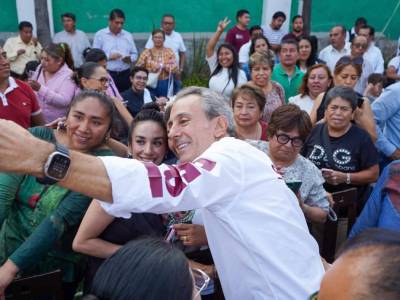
[210,43,240,91]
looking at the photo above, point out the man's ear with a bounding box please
[214,116,228,139]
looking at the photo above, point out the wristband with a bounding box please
[346,173,351,185]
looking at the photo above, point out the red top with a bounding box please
[0,78,41,128]
[225,26,250,54]
[260,121,269,141]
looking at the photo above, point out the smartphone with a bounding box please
[357,97,364,108]
[285,180,302,194]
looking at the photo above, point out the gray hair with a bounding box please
[325,86,358,111]
[173,86,235,137]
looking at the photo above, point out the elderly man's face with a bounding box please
[167,95,221,163]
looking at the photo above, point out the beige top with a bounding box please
[3,35,42,75]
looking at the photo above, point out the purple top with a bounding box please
[35,63,77,123]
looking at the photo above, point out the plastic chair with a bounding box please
[5,269,64,300]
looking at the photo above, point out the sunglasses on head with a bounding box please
[337,56,363,66]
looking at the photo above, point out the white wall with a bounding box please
[16,0,54,36]
[261,0,292,32]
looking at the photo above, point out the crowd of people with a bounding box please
[0,6,399,300]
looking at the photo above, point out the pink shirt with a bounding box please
[35,63,77,123]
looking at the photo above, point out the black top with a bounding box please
[121,88,156,117]
[301,123,378,211]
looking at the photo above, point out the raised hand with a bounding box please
[217,17,231,33]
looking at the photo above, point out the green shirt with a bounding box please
[271,64,304,103]
[0,127,114,282]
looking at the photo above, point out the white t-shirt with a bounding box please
[239,41,251,64]
[289,94,314,114]
[145,31,186,65]
[99,137,324,300]
[388,56,400,75]
[53,30,91,68]
[206,52,247,99]
[261,25,287,45]
[363,44,384,74]
[318,43,351,72]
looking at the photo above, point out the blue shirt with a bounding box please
[350,161,400,237]
[372,82,400,156]
[93,27,138,72]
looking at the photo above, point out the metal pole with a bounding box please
[34,0,52,46]
[302,0,312,36]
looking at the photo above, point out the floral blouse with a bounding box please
[136,47,178,80]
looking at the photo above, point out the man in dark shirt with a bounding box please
[282,15,304,41]
[225,9,250,53]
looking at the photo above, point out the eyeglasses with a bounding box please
[134,75,148,81]
[275,133,304,148]
[192,268,210,298]
[336,56,363,66]
[90,77,110,85]
[352,43,367,49]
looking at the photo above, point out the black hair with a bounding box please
[279,38,299,52]
[360,24,375,37]
[162,14,175,21]
[249,36,271,56]
[292,15,302,23]
[89,238,193,300]
[355,17,367,26]
[22,60,40,81]
[67,90,117,133]
[61,12,76,22]
[130,66,149,77]
[128,103,166,146]
[324,86,358,111]
[368,73,385,85]
[332,25,347,35]
[152,28,165,39]
[109,8,125,20]
[272,11,286,20]
[249,25,263,36]
[210,43,240,91]
[236,9,250,20]
[18,21,33,31]
[73,62,102,87]
[84,48,107,63]
[298,36,319,67]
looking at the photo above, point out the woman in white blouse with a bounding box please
[206,18,247,99]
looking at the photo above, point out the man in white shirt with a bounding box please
[238,25,263,65]
[318,25,351,72]
[358,25,384,74]
[53,13,90,68]
[93,8,138,93]
[3,21,42,78]
[0,87,324,300]
[350,36,374,94]
[145,14,186,82]
[262,11,288,52]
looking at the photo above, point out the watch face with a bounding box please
[46,153,71,180]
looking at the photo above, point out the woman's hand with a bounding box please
[45,117,67,130]
[321,168,346,185]
[28,80,41,91]
[173,223,208,247]
[217,17,231,33]
[0,260,19,300]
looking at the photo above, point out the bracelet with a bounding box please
[346,173,351,184]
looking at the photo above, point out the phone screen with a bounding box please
[285,181,302,194]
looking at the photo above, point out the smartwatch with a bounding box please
[37,143,71,185]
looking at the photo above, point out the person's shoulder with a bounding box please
[14,78,32,91]
[288,94,301,103]
[121,88,133,97]
[349,124,371,139]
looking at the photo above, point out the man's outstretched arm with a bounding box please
[0,120,113,202]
